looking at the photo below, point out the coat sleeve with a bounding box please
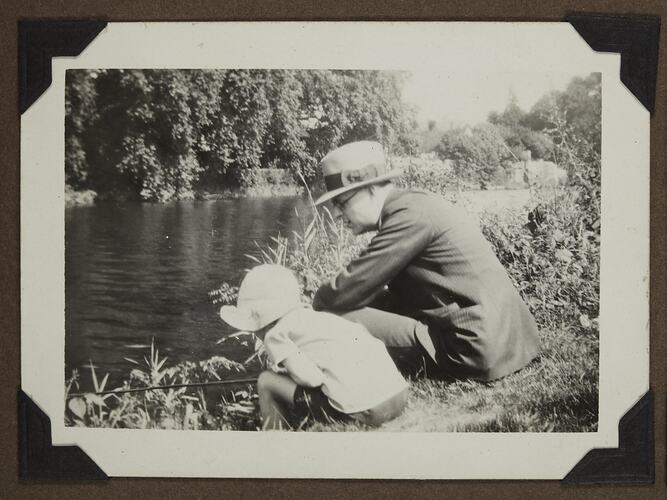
[312,204,432,311]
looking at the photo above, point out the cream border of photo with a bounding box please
[20,22,649,479]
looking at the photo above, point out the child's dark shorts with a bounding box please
[293,386,408,427]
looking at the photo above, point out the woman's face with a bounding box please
[332,188,377,234]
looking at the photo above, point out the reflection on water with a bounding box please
[65,197,309,387]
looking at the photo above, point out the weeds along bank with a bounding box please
[66,141,600,431]
[66,341,262,430]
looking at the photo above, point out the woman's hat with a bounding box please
[219,264,302,332]
[314,141,402,205]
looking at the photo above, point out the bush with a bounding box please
[392,155,468,202]
[482,97,600,332]
[65,185,97,206]
[480,189,599,331]
[435,124,513,189]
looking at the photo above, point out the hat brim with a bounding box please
[219,305,260,331]
[220,301,303,332]
[314,169,403,205]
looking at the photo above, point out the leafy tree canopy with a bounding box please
[66,69,417,201]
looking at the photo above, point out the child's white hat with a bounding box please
[219,264,302,331]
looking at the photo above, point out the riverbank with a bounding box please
[65,181,599,432]
[65,186,98,207]
[66,167,308,206]
[197,184,304,200]
[65,184,306,207]
[65,317,598,432]
[65,183,532,212]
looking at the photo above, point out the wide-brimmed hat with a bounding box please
[314,141,402,205]
[219,264,302,332]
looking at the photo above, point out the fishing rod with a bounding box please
[67,377,258,398]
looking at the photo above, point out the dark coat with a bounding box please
[313,188,540,381]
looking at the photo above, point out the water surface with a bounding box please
[65,197,309,388]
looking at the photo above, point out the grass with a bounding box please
[389,326,597,433]
[303,323,597,433]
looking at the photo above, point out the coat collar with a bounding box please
[378,186,402,231]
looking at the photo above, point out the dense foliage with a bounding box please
[431,73,601,189]
[523,73,602,153]
[434,124,512,188]
[66,69,417,201]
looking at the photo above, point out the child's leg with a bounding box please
[256,370,298,430]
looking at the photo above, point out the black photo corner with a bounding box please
[18,391,108,480]
[17,15,659,482]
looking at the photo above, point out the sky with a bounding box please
[401,70,590,129]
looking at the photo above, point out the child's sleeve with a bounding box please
[263,326,299,373]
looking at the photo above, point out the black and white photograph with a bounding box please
[20,22,649,478]
[63,67,600,433]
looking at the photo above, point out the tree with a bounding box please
[489,89,524,130]
[413,120,444,154]
[65,69,417,200]
[298,70,417,174]
[65,70,98,188]
[524,73,601,153]
[261,71,311,180]
[489,90,554,161]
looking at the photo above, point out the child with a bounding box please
[220,264,408,430]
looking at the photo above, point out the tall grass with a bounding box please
[65,338,261,430]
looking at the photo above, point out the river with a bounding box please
[65,196,310,388]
